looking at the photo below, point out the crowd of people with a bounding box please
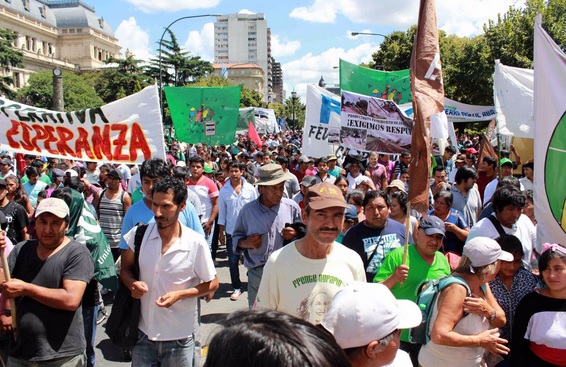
[0,130,562,367]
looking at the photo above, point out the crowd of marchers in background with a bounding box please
[0,129,563,367]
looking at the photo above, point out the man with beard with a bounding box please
[120,177,218,367]
[256,183,365,324]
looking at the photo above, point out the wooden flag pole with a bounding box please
[1,248,16,331]
[402,201,411,266]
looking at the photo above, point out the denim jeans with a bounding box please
[203,222,215,252]
[8,353,86,367]
[132,331,194,367]
[225,235,242,290]
[82,305,98,367]
[247,266,264,309]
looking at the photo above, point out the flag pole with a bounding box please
[402,202,411,266]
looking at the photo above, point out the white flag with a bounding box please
[534,14,566,249]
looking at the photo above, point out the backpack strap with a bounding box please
[487,215,506,237]
[132,223,148,280]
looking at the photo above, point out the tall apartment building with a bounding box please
[271,57,283,103]
[0,0,121,89]
[214,13,271,102]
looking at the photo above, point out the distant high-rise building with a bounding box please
[271,57,283,104]
[214,13,271,102]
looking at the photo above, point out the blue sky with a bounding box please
[89,0,523,101]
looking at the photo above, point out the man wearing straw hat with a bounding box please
[232,164,302,308]
[1,198,94,366]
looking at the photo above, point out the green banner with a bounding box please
[165,86,241,145]
[339,59,412,104]
[238,107,255,130]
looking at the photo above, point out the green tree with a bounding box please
[240,87,266,108]
[146,30,213,86]
[0,28,24,99]
[17,71,103,110]
[284,94,305,130]
[95,52,149,103]
[268,101,285,119]
[370,27,416,71]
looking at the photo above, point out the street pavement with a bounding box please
[94,245,249,367]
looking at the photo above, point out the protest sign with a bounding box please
[302,85,341,158]
[340,90,412,155]
[0,85,164,163]
[339,59,412,104]
[165,86,241,145]
[534,14,566,248]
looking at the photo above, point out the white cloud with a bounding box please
[115,17,152,62]
[282,43,378,101]
[290,0,524,36]
[238,9,256,15]
[183,22,215,62]
[124,0,220,13]
[271,35,301,58]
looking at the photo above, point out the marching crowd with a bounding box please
[0,130,563,367]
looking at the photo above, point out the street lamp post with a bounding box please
[157,14,220,126]
[351,32,388,38]
[290,91,297,131]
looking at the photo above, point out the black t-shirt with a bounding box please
[0,200,29,245]
[8,239,94,362]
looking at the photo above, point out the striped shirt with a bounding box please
[99,189,125,248]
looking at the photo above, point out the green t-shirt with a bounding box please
[21,173,51,185]
[374,244,450,342]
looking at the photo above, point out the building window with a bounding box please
[13,72,21,88]
[62,29,68,34]
[39,5,46,18]
[98,18,104,28]
[69,29,75,33]
[23,0,30,11]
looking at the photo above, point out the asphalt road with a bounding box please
[94,245,249,367]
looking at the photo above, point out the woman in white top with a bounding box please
[419,237,512,367]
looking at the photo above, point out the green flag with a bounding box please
[339,59,412,104]
[238,107,255,130]
[165,86,241,145]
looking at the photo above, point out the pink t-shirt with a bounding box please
[369,163,387,190]
[188,176,219,222]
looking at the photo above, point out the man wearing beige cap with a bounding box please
[232,163,302,308]
[1,198,94,366]
[256,182,365,323]
[322,282,422,367]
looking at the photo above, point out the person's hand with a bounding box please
[202,292,214,303]
[282,227,297,240]
[1,279,28,298]
[203,222,213,236]
[463,294,492,318]
[219,232,226,246]
[156,291,180,308]
[130,281,148,299]
[510,144,516,153]
[244,234,262,249]
[0,315,11,332]
[393,265,409,283]
[477,329,510,355]
[444,222,457,233]
[0,230,6,250]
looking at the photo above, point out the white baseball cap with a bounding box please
[35,198,70,219]
[464,237,514,268]
[321,282,422,349]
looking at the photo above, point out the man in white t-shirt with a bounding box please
[256,182,365,324]
[467,186,536,269]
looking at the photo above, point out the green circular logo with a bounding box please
[545,110,566,232]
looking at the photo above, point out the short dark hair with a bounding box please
[205,309,350,367]
[455,166,478,184]
[483,156,497,169]
[400,151,411,157]
[493,187,526,213]
[275,156,289,166]
[363,190,390,208]
[496,234,524,259]
[227,161,245,171]
[99,164,112,174]
[140,159,170,180]
[25,166,39,177]
[31,159,44,169]
[445,145,457,154]
[345,190,364,206]
[64,176,84,192]
[433,189,453,207]
[432,165,445,175]
[172,166,190,181]
[496,176,521,190]
[189,156,205,166]
[151,177,187,206]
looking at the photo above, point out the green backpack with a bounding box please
[409,276,471,345]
